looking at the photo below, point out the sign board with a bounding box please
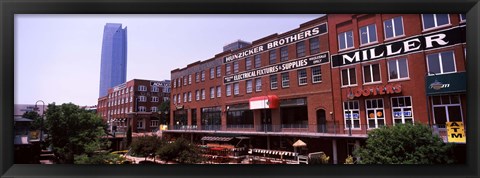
[331,25,466,68]
[446,121,466,143]
[425,72,466,96]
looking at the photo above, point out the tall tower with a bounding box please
[99,23,127,97]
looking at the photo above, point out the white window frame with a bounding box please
[234,83,240,95]
[343,100,361,129]
[255,78,262,92]
[359,24,377,45]
[201,89,206,100]
[426,51,457,75]
[309,37,320,54]
[196,72,200,82]
[391,96,414,125]
[188,74,192,84]
[152,86,159,92]
[210,87,215,99]
[383,16,405,40]
[216,66,221,77]
[365,98,385,129]
[138,106,146,112]
[296,41,306,58]
[281,72,289,88]
[138,85,147,91]
[270,74,278,90]
[151,96,159,102]
[183,76,187,86]
[246,80,253,93]
[226,63,231,75]
[226,84,232,96]
[183,93,187,103]
[210,68,215,79]
[363,64,381,84]
[254,55,261,68]
[151,107,158,112]
[196,90,200,101]
[217,86,221,98]
[338,30,354,51]
[233,61,239,73]
[137,119,144,129]
[341,68,357,87]
[387,58,409,81]
[280,46,288,61]
[150,120,159,127]
[201,71,205,81]
[421,14,451,31]
[139,96,146,102]
[298,69,307,85]
[431,95,464,127]
[312,66,322,83]
[460,14,466,23]
[188,92,192,102]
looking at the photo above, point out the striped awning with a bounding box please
[248,148,298,156]
[201,136,233,142]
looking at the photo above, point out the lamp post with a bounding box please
[35,100,45,147]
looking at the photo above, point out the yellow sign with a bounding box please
[446,122,466,143]
[159,125,168,131]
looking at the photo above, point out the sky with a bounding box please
[15,14,323,106]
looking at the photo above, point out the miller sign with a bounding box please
[331,26,466,67]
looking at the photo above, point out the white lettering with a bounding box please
[370,48,384,60]
[425,34,449,48]
[343,52,360,64]
[386,44,402,56]
[403,38,421,53]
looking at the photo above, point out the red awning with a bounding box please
[249,95,279,110]
[210,147,227,151]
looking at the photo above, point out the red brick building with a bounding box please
[97,79,171,133]
[164,14,466,164]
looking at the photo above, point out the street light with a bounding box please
[34,100,45,146]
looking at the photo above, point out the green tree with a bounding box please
[130,135,164,161]
[75,151,128,164]
[353,123,456,164]
[158,100,170,125]
[156,137,204,164]
[44,103,109,164]
[22,111,42,130]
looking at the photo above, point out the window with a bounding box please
[201,71,205,81]
[309,37,320,54]
[391,96,414,125]
[183,93,187,103]
[183,76,187,86]
[177,78,181,87]
[359,24,377,45]
[188,74,192,84]
[270,74,278,89]
[338,30,354,50]
[388,58,409,80]
[269,50,277,64]
[217,86,221,98]
[343,101,360,129]
[460,13,466,22]
[196,72,200,82]
[384,16,404,39]
[216,66,221,77]
[173,96,177,104]
[188,92,192,102]
[245,57,252,71]
[233,61,239,73]
[226,84,232,96]
[246,80,253,93]
[226,63,231,75]
[137,119,144,128]
[254,54,261,68]
[281,72,290,88]
[296,41,306,58]
[363,64,381,83]
[196,90,200,101]
[422,14,450,30]
[152,86,159,92]
[280,46,288,61]
[341,68,357,86]
[201,89,205,100]
[432,95,463,126]
[366,99,385,129]
[151,107,158,112]
[255,78,262,91]
[150,120,159,127]
[130,86,133,92]
[427,51,456,75]
[177,94,181,104]
[138,85,147,91]
[234,83,239,95]
[210,87,215,99]
[210,68,215,79]
[138,106,146,112]
[312,66,322,83]
[139,96,146,102]
[297,69,307,85]
[151,96,159,102]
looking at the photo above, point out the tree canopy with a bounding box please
[156,137,204,164]
[44,103,109,164]
[130,135,164,160]
[353,123,456,164]
[22,111,42,130]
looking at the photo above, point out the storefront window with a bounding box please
[343,101,360,129]
[201,107,221,130]
[432,95,463,128]
[365,99,385,128]
[227,110,254,128]
[391,96,414,124]
[280,98,308,128]
[174,109,187,129]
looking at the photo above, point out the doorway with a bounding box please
[317,109,327,133]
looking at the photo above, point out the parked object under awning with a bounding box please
[201,136,234,142]
[249,95,279,110]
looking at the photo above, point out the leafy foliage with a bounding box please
[344,155,354,164]
[130,135,164,159]
[353,123,456,164]
[308,152,330,164]
[44,103,109,164]
[22,111,42,130]
[75,151,129,164]
[158,100,170,125]
[156,137,204,164]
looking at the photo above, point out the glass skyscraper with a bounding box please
[99,23,127,97]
